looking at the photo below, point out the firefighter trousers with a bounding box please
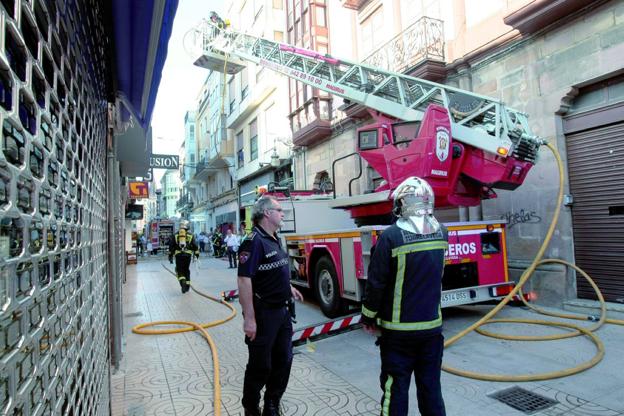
[379,332,445,416]
[242,305,293,410]
[174,254,192,292]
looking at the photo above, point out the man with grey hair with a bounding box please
[237,196,303,416]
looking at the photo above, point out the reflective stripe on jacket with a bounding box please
[362,225,448,334]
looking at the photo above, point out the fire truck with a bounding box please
[147,219,175,253]
[188,20,543,317]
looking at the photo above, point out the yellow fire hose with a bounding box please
[443,141,624,381]
[131,264,237,416]
[127,142,624,416]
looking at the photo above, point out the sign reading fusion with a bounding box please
[150,154,179,170]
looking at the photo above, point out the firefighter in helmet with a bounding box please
[362,177,448,416]
[209,11,230,31]
[169,220,200,293]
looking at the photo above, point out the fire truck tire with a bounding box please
[314,256,343,318]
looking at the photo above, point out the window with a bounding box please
[316,6,326,27]
[361,6,384,57]
[249,119,258,161]
[236,130,244,168]
[273,0,283,9]
[228,77,235,113]
[274,31,284,42]
[190,154,195,163]
[189,125,195,137]
[241,67,249,100]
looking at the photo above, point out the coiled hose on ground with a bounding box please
[442,141,624,382]
[129,142,624,415]
[131,264,236,416]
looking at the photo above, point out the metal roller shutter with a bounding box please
[566,122,624,301]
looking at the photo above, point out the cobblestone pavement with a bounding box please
[112,255,624,416]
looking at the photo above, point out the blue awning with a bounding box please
[112,0,179,130]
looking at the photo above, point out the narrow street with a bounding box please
[112,255,624,416]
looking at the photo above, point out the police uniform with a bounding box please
[238,225,293,414]
[362,224,449,416]
[168,230,199,293]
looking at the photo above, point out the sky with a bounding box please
[150,0,224,182]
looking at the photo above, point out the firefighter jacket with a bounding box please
[168,230,200,262]
[362,224,448,335]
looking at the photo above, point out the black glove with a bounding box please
[361,314,377,327]
[169,258,173,264]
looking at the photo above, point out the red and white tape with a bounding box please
[292,314,361,346]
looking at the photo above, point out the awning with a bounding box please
[111,0,179,176]
[112,0,178,130]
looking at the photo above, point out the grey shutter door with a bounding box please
[566,122,624,301]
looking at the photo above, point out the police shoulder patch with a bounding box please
[239,251,250,264]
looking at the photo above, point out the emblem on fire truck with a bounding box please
[436,127,450,162]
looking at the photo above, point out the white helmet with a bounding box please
[180,220,190,230]
[391,177,440,234]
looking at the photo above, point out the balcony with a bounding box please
[291,97,333,147]
[193,139,235,182]
[175,194,194,213]
[363,16,446,82]
[340,0,370,10]
[504,0,596,35]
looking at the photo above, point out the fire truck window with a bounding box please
[392,121,421,145]
[481,232,500,254]
[358,130,378,150]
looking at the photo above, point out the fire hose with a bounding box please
[443,141,624,381]
[131,262,236,416]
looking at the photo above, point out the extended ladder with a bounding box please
[186,21,541,160]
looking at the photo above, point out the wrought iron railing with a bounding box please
[363,16,444,74]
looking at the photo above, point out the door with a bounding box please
[566,122,624,301]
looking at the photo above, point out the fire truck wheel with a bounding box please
[314,256,343,318]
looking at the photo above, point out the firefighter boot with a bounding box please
[244,406,261,416]
[178,277,187,293]
[262,400,282,416]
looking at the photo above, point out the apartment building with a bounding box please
[177,111,197,223]
[224,0,294,228]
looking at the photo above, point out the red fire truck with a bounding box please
[191,20,542,317]
[252,190,510,317]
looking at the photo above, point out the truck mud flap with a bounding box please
[292,313,362,347]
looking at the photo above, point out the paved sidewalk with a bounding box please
[112,255,624,416]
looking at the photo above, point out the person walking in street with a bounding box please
[361,177,448,416]
[139,234,146,255]
[168,221,200,293]
[198,232,206,254]
[224,228,240,268]
[237,196,303,416]
[212,229,224,258]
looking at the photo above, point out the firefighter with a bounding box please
[362,177,448,416]
[237,196,303,416]
[168,221,200,293]
[209,11,230,32]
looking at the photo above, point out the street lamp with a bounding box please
[260,148,280,168]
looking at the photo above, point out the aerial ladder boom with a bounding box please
[186,20,542,216]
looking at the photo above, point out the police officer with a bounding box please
[237,196,303,416]
[362,177,448,416]
[168,221,200,293]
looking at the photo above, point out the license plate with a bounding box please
[441,290,470,304]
